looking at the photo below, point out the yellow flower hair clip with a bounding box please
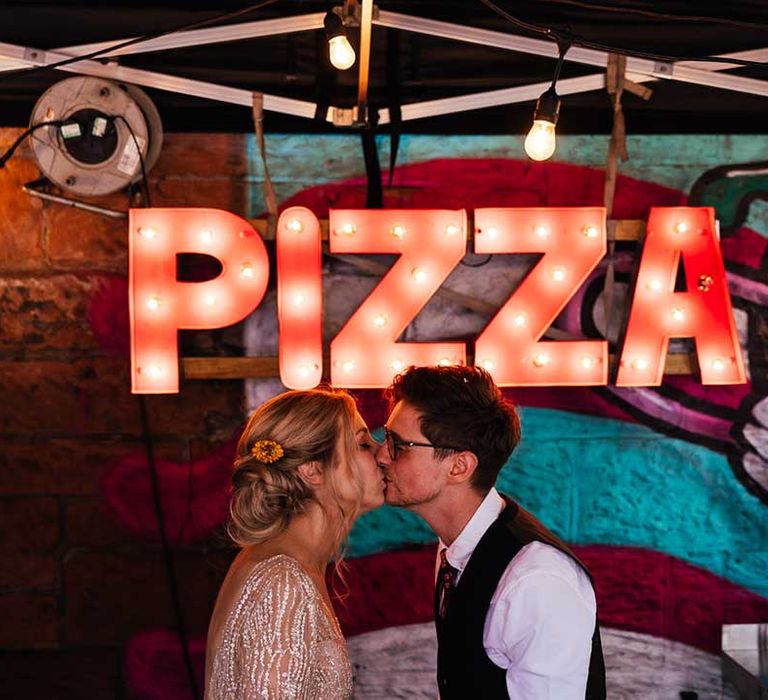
[251,439,284,463]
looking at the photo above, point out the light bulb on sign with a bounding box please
[481,358,496,372]
[711,357,728,372]
[512,312,527,328]
[293,292,306,307]
[335,222,356,237]
[485,226,499,239]
[411,267,427,284]
[445,223,460,236]
[583,225,599,239]
[204,294,216,307]
[297,363,317,378]
[146,295,161,312]
[240,262,254,279]
[286,218,303,234]
[532,353,550,368]
[646,278,663,293]
[390,359,405,372]
[341,360,357,373]
[534,225,550,239]
[438,357,452,367]
[670,308,685,323]
[674,221,689,235]
[550,266,567,282]
[390,224,406,240]
[373,314,388,329]
[201,229,213,244]
[632,358,649,371]
[141,365,162,379]
[581,356,596,370]
[138,227,157,240]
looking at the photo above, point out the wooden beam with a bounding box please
[613,219,645,241]
[181,352,694,380]
[182,356,278,379]
[663,352,694,375]
[251,217,645,241]
[182,216,682,382]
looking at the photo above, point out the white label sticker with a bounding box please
[60,123,82,139]
[92,117,108,137]
[117,134,146,176]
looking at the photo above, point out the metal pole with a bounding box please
[356,0,374,123]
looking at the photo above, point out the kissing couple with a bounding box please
[205,365,606,699]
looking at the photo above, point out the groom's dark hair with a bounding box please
[385,365,521,493]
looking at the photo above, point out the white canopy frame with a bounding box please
[0,9,766,125]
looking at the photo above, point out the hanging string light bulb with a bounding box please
[324,11,356,71]
[524,39,570,161]
[524,88,559,161]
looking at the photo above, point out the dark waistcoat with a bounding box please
[435,496,606,700]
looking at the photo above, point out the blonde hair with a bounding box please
[227,388,364,548]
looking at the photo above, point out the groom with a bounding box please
[376,365,606,700]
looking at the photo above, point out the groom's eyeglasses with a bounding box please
[383,427,461,461]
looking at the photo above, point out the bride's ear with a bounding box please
[297,461,324,487]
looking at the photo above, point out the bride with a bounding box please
[205,388,385,699]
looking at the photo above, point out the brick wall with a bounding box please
[3,127,766,699]
[0,130,248,698]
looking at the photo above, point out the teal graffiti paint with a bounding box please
[244,134,768,227]
[349,409,768,597]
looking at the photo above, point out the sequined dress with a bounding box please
[206,554,353,699]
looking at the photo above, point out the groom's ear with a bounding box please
[447,450,478,485]
[297,460,324,487]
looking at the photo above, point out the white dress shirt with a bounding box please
[437,488,596,700]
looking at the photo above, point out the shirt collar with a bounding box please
[440,487,505,573]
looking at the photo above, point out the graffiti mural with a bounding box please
[92,135,767,699]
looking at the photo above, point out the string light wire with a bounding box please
[478,0,768,68]
[0,0,282,82]
[528,0,768,30]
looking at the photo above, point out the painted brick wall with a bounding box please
[1,129,766,699]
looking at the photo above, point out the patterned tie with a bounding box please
[437,548,458,621]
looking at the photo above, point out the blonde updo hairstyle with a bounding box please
[228,388,364,548]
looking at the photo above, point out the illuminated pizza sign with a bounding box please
[129,206,745,393]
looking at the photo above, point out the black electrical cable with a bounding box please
[529,0,768,30]
[0,120,64,169]
[573,32,765,67]
[460,254,494,267]
[137,396,200,700]
[479,0,552,40]
[0,0,282,82]
[113,115,152,207]
[478,0,768,68]
[550,37,571,87]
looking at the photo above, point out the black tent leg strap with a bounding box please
[386,28,402,187]
[361,111,382,208]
